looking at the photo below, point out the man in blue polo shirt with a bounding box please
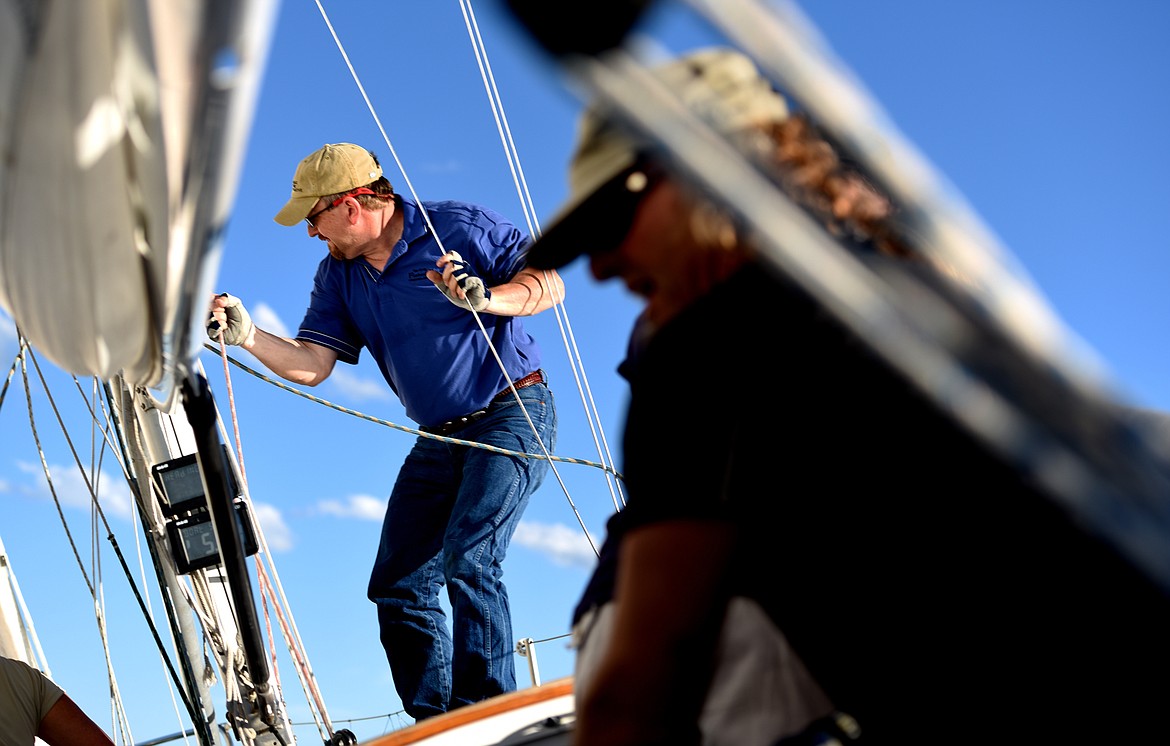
[207,142,562,721]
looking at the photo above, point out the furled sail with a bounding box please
[0,0,275,403]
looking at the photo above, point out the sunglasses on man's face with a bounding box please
[304,201,340,227]
[583,161,663,256]
[304,187,384,227]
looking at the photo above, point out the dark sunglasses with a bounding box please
[304,187,385,227]
[581,159,663,256]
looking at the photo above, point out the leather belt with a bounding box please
[493,369,545,401]
[421,370,545,436]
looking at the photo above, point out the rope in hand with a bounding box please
[213,324,340,741]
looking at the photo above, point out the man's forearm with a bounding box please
[244,329,335,385]
[487,268,566,316]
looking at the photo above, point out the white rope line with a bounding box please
[185,575,228,673]
[204,345,623,477]
[548,292,627,513]
[310,1,623,557]
[310,0,443,252]
[458,0,626,514]
[18,341,136,743]
[422,0,595,534]
[212,341,336,739]
[466,295,598,556]
[114,383,198,746]
[65,377,134,487]
[82,378,134,746]
[127,468,191,745]
[459,0,541,241]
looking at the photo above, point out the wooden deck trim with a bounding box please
[364,676,574,745]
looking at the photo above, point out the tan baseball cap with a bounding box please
[526,47,788,269]
[274,143,384,226]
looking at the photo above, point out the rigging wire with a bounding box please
[19,340,96,594]
[0,352,54,673]
[459,0,626,516]
[17,338,217,743]
[0,350,18,417]
[459,0,541,240]
[15,338,278,744]
[99,380,195,746]
[202,344,622,477]
[7,349,141,746]
[80,377,135,746]
[66,373,191,744]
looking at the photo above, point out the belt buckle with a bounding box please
[430,370,545,435]
[428,408,487,436]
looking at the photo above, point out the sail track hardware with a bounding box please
[324,730,358,746]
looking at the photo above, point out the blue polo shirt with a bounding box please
[295,196,543,427]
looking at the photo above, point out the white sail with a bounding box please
[0,1,293,744]
[0,0,276,405]
[0,534,49,671]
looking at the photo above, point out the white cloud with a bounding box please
[236,300,390,404]
[16,459,134,520]
[513,520,598,568]
[317,494,385,521]
[423,159,462,174]
[251,502,294,552]
[308,503,597,567]
[329,368,392,402]
[251,302,291,339]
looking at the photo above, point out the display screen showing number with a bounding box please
[178,520,219,562]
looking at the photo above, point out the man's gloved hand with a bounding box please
[435,252,492,312]
[206,293,255,346]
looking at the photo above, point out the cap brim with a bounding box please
[274,195,320,227]
[526,157,642,270]
[525,199,601,270]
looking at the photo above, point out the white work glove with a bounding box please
[206,293,254,346]
[436,252,492,312]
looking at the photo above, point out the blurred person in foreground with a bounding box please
[0,656,115,746]
[525,46,1170,745]
[207,142,562,720]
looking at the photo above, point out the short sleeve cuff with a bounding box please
[296,330,360,365]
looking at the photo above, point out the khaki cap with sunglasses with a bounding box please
[273,142,384,226]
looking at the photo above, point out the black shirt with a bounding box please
[574,262,1170,743]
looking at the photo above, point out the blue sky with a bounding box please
[2,1,1169,743]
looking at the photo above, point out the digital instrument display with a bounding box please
[166,502,259,574]
[152,447,240,517]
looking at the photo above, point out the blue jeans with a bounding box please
[367,382,557,720]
